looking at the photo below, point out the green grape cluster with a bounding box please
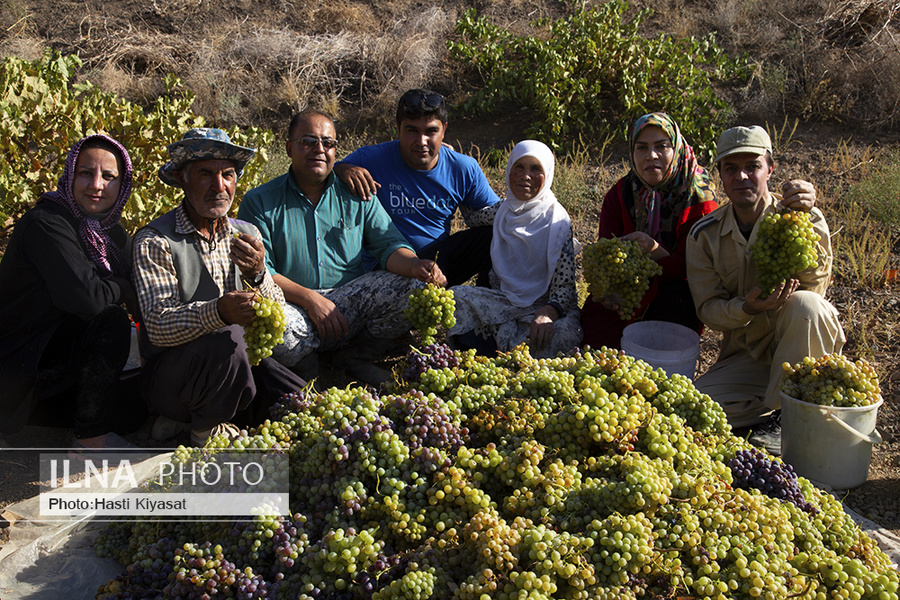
[750,209,820,296]
[94,342,899,600]
[243,294,286,365]
[582,237,662,320]
[405,282,456,344]
[781,353,882,407]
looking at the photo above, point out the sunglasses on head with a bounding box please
[291,135,338,150]
[400,92,445,111]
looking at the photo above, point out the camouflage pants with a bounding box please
[273,270,422,367]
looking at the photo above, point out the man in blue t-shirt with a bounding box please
[334,89,501,286]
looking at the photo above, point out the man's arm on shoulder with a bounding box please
[335,146,381,200]
[132,228,225,347]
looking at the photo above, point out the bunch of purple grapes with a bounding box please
[383,390,468,451]
[401,343,459,382]
[726,448,817,513]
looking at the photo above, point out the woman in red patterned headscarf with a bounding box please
[581,113,720,350]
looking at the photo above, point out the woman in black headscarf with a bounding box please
[0,133,142,452]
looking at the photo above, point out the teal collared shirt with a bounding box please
[238,170,411,290]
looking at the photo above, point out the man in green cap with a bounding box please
[686,125,845,454]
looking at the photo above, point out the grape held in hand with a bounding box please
[243,295,286,365]
[405,283,456,345]
[751,209,820,296]
[583,237,662,320]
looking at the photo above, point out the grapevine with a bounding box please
[582,237,662,320]
[750,209,820,296]
[94,344,898,600]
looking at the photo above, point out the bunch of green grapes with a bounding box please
[405,283,456,345]
[243,294,286,365]
[582,237,662,320]
[781,353,882,407]
[750,209,820,296]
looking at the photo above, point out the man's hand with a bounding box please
[412,259,448,286]
[305,291,350,340]
[217,290,258,326]
[334,163,381,200]
[780,180,816,212]
[742,279,799,315]
[230,233,266,281]
[529,305,558,352]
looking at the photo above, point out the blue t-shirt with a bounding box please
[339,141,501,252]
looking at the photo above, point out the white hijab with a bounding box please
[491,140,571,307]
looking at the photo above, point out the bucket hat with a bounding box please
[713,126,772,163]
[159,128,256,187]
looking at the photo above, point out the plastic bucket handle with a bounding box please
[820,406,883,445]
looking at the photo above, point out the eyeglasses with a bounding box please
[291,135,338,150]
[399,92,445,111]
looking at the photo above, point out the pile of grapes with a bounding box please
[405,283,456,345]
[582,238,662,320]
[243,294,286,365]
[781,353,883,407]
[94,344,899,600]
[750,209,820,297]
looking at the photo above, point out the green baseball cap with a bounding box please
[713,126,772,163]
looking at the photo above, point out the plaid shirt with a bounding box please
[133,204,285,347]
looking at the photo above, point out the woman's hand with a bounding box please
[621,231,669,260]
[529,305,559,352]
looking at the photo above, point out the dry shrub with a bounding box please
[355,6,456,128]
[823,0,900,47]
[0,36,44,61]
[696,0,900,129]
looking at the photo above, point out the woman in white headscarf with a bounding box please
[448,140,582,358]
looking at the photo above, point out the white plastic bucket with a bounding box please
[621,321,701,379]
[780,390,883,490]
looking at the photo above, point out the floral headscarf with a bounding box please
[626,113,716,241]
[38,134,133,279]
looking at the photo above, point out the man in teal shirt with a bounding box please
[238,110,446,385]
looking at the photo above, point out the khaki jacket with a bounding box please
[686,193,833,362]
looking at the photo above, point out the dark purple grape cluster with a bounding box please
[726,448,817,513]
[94,537,177,597]
[401,343,459,381]
[382,390,468,452]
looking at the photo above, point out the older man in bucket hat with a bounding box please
[132,128,306,446]
[685,125,844,455]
